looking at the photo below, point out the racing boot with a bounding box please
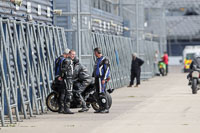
[99,109,109,113]
[63,103,74,114]
[78,105,89,113]
[58,105,64,114]
[58,93,65,113]
[78,96,89,113]
[94,108,102,113]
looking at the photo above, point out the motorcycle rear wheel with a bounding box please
[46,92,59,112]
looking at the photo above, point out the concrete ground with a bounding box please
[2,67,200,133]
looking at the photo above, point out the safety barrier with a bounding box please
[81,32,160,89]
[0,19,159,126]
[0,18,67,126]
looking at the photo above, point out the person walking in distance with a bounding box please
[128,53,144,88]
[163,52,169,75]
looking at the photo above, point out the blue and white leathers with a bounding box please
[94,56,110,93]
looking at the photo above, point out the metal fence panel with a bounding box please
[0,19,67,126]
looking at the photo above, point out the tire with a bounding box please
[46,92,59,112]
[106,92,112,108]
[192,79,198,94]
[91,92,112,111]
[160,69,164,76]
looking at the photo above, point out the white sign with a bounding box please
[107,22,110,30]
[47,7,51,17]
[27,2,31,13]
[84,17,88,25]
[38,5,41,15]
[16,5,20,10]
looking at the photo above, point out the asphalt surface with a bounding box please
[2,67,200,133]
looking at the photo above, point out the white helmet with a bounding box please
[63,48,70,54]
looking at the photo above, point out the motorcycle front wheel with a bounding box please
[192,78,198,94]
[160,68,165,76]
[91,92,112,111]
[46,92,59,112]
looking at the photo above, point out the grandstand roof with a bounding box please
[166,16,200,37]
[144,0,200,38]
[144,0,200,9]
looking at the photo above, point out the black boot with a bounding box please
[78,107,89,113]
[63,108,74,114]
[63,103,74,114]
[94,109,102,113]
[99,109,109,113]
[78,94,89,113]
[58,106,64,114]
[78,102,89,112]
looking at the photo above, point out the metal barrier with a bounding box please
[0,18,67,126]
[81,32,159,89]
[0,19,159,126]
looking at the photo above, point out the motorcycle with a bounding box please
[189,65,200,94]
[46,80,114,112]
[158,61,166,76]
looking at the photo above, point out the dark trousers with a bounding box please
[59,89,73,108]
[58,79,73,109]
[130,71,141,86]
[73,82,89,108]
[166,64,168,74]
[95,78,109,110]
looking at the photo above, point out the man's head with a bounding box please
[69,50,76,60]
[63,48,70,58]
[164,51,167,54]
[94,47,102,58]
[132,53,137,59]
[73,56,79,65]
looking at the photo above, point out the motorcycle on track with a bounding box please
[188,65,200,94]
[158,61,167,76]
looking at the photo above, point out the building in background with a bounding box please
[0,0,54,24]
[142,0,200,65]
[53,0,166,57]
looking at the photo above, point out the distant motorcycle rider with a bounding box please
[187,53,200,85]
[73,57,93,112]
[55,49,74,114]
[93,47,110,113]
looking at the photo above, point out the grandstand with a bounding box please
[143,0,200,58]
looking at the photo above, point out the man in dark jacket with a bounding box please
[55,49,74,114]
[73,57,93,112]
[128,53,144,87]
